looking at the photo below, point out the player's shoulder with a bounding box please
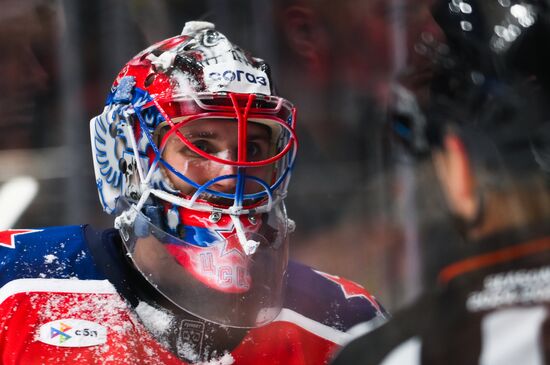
[0,225,105,286]
[284,260,388,331]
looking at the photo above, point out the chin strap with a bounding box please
[229,210,260,256]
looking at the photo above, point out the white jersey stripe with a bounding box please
[0,278,117,305]
[2,278,356,347]
[274,308,352,345]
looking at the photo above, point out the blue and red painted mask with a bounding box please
[91,21,297,327]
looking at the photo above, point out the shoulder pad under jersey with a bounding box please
[0,225,105,287]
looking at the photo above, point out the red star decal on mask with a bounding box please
[216,225,245,257]
[315,270,382,314]
[213,216,260,257]
[222,237,246,257]
[0,229,40,249]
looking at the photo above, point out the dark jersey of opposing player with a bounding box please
[332,230,550,365]
[0,225,386,364]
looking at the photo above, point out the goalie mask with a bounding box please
[90,21,298,327]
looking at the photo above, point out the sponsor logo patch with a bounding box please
[203,62,271,95]
[38,319,107,347]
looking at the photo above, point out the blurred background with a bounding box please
[0,0,466,311]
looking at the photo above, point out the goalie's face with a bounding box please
[161,118,275,203]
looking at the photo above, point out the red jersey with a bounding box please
[0,226,386,364]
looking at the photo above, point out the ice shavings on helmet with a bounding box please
[181,21,215,36]
[146,52,177,72]
[170,68,204,97]
[113,76,136,103]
